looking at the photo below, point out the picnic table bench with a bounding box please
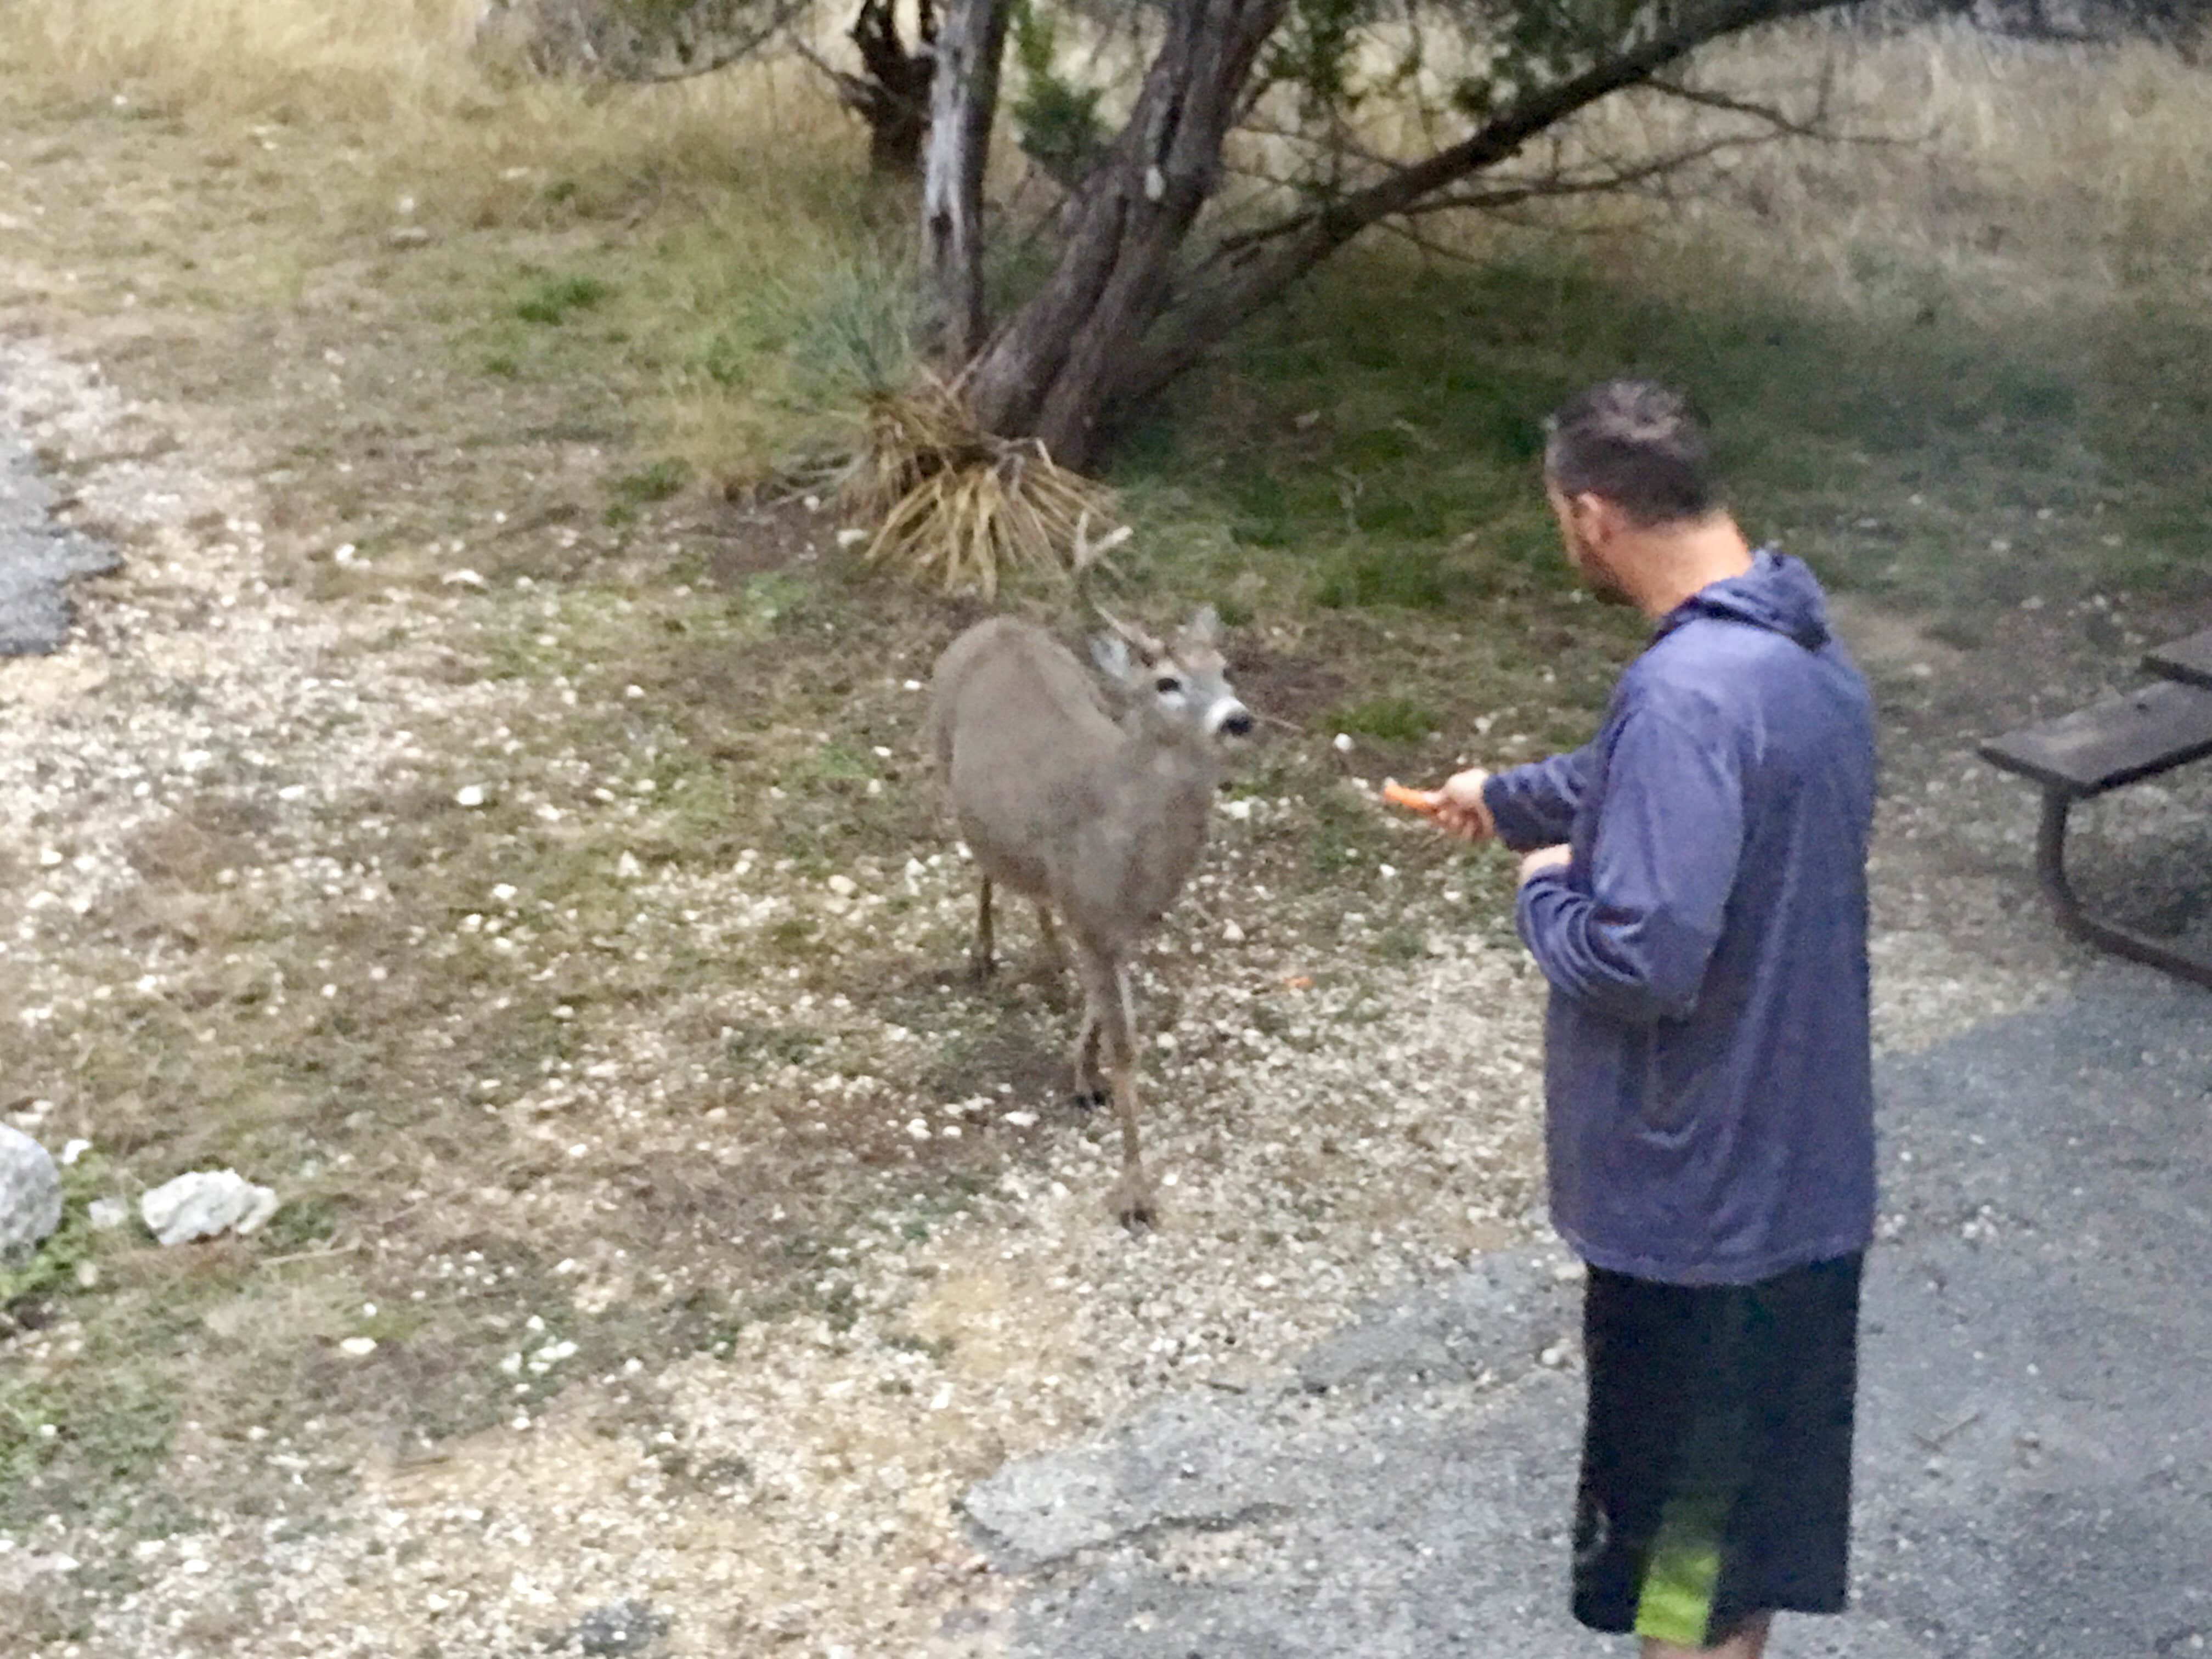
[1979,625,2212,989]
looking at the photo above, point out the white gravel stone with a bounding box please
[139,1169,279,1246]
[87,1197,131,1231]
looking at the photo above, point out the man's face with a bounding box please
[1544,479,1634,607]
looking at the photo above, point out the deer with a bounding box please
[923,521,1254,1229]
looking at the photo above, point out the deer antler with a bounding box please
[1072,511,1152,653]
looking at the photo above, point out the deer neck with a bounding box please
[1114,716,1222,817]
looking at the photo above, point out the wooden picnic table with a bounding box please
[2144,627,2212,691]
[1979,625,2212,989]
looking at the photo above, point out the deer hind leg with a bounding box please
[1035,902,1076,1011]
[1097,959,1156,1232]
[1066,945,1108,1109]
[1035,902,1069,981]
[972,877,996,982]
[1068,998,1106,1110]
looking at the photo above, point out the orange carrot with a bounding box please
[1381,780,1444,817]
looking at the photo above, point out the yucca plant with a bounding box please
[839,376,1111,599]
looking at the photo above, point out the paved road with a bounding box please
[0,348,120,654]
[959,961,2212,1657]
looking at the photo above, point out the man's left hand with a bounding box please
[1519,844,1571,883]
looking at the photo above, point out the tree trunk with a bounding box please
[920,0,1013,363]
[969,0,1857,471]
[968,0,1285,469]
[850,0,934,177]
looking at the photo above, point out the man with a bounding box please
[1435,380,1878,1658]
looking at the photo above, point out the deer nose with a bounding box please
[1217,706,1256,739]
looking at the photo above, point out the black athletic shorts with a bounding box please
[1572,1251,1863,1647]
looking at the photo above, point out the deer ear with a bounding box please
[1183,606,1221,644]
[1088,631,1133,680]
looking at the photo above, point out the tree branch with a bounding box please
[1398,131,1801,216]
[1374,202,1654,266]
[1645,73,1927,147]
[1116,0,1866,411]
[785,28,874,108]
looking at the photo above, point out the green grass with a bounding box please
[427,143,2212,651]
[1,1155,266,1549]
[514,272,616,326]
[691,240,920,409]
[1111,246,2212,632]
[1331,694,1441,744]
[604,457,692,525]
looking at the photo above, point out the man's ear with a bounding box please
[1571,492,1617,545]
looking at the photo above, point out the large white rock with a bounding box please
[0,1125,62,1263]
[139,1170,279,1247]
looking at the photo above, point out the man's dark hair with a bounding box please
[1542,380,1720,526]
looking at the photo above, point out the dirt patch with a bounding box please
[121,795,273,888]
[697,488,838,585]
[1226,646,1346,729]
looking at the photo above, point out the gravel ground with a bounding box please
[958,957,2212,1658]
[5,323,2211,1659]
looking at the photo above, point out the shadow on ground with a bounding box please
[0,347,120,655]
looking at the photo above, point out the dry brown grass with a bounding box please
[1580,26,2212,315]
[10,0,485,122]
[5,0,857,232]
[12,0,2211,296]
[838,378,1113,597]
[1282,22,2212,317]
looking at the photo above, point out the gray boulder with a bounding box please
[0,1125,63,1265]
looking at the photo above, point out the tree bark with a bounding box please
[970,0,1860,471]
[968,0,1286,467]
[850,0,934,177]
[920,0,1014,363]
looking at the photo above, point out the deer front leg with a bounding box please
[1099,961,1156,1232]
[972,877,995,981]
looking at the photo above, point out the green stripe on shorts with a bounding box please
[1633,1494,1728,1647]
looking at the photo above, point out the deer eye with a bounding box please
[1154,675,1183,695]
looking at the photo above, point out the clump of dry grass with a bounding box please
[838,378,1112,599]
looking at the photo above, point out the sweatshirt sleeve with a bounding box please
[1514,708,1743,1026]
[1480,742,1598,852]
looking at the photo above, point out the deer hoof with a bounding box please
[1108,1173,1158,1232]
[1069,1086,1108,1113]
[968,954,996,984]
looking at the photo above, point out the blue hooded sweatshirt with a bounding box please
[1482,551,1877,1286]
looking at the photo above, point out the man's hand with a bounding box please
[1436,768,1494,842]
[1519,844,1571,883]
